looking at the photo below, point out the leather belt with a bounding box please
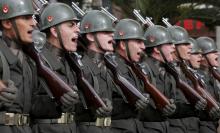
[0,112,29,126]
[33,112,74,124]
[80,117,111,127]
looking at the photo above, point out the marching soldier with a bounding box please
[112,18,149,133]
[197,37,220,133]
[31,2,80,133]
[0,0,37,132]
[141,25,176,133]
[76,10,114,133]
[167,26,207,133]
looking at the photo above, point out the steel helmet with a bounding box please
[114,19,145,41]
[0,0,34,20]
[189,38,202,54]
[80,10,114,34]
[167,26,189,45]
[39,2,79,31]
[196,37,218,54]
[144,25,172,48]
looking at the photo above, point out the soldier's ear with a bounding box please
[50,27,58,38]
[153,47,160,54]
[1,20,12,29]
[86,33,95,42]
[119,41,126,50]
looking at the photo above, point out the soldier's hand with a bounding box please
[60,89,79,107]
[195,99,207,110]
[96,98,112,117]
[135,93,150,110]
[0,80,18,106]
[162,99,176,116]
[209,106,220,119]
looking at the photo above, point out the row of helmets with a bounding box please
[0,0,216,53]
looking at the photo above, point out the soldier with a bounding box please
[141,25,176,133]
[197,36,220,133]
[76,10,114,133]
[188,38,202,70]
[31,2,80,133]
[112,18,149,133]
[167,26,206,133]
[0,0,37,132]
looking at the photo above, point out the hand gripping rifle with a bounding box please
[133,10,171,109]
[130,62,170,110]
[23,30,72,101]
[180,61,220,113]
[104,52,149,105]
[65,52,107,109]
[161,17,206,105]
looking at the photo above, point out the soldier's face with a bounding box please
[127,39,145,62]
[206,52,220,67]
[189,53,202,68]
[160,43,175,62]
[96,31,114,52]
[176,43,192,60]
[59,21,79,52]
[15,15,36,44]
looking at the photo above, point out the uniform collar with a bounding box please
[87,49,104,64]
[0,35,19,65]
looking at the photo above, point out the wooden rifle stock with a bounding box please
[23,44,71,100]
[130,63,170,110]
[164,62,205,105]
[66,52,107,109]
[104,52,148,105]
[210,67,220,82]
[180,62,219,112]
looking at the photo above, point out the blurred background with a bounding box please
[36,0,220,46]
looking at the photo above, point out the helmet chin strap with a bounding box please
[55,26,66,51]
[94,33,106,52]
[175,45,185,62]
[124,40,132,62]
[158,46,168,63]
[11,19,22,44]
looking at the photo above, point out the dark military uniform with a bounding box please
[0,35,37,133]
[110,53,143,133]
[168,62,199,133]
[31,43,77,133]
[139,56,175,133]
[76,49,112,133]
[197,68,219,133]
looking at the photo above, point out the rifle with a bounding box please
[133,10,171,109]
[104,52,148,105]
[164,62,206,105]
[180,61,220,112]
[71,2,85,17]
[133,9,154,27]
[23,30,72,100]
[130,62,170,110]
[210,67,220,82]
[65,52,107,109]
[161,17,206,105]
[100,7,118,23]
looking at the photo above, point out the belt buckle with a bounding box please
[5,113,15,126]
[95,117,111,127]
[103,117,111,127]
[17,114,29,126]
[58,113,74,124]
